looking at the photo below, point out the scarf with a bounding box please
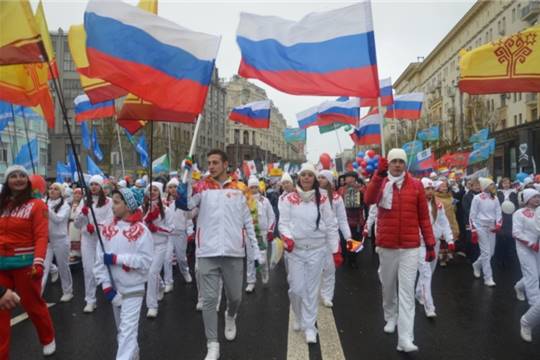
[379,173,405,210]
[296,186,315,203]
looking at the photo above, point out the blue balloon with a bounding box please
[366,165,374,173]
[516,172,528,183]
[352,162,359,169]
[357,151,365,158]
[374,154,380,160]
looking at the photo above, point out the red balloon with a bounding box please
[366,150,375,158]
[30,174,47,196]
[319,153,332,170]
[361,160,367,168]
[356,157,363,165]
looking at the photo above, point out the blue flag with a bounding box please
[67,149,77,178]
[417,126,440,142]
[473,138,495,155]
[92,127,104,162]
[469,128,489,143]
[87,155,104,176]
[468,142,492,165]
[403,140,423,156]
[15,105,42,122]
[136,136,149,168]
[81,122,91,150]
[0,101,14,133]
[14,138,38,170]
[124,129,137,146]
[56,162,72,182]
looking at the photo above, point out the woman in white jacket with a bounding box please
[143,182,173,318]
[95,188,153,360]
[318,170,352,308]
[416,178,453,318]
[163,178,195,293]
[74,175,113,313]
[42,183,74,302]
[279,163,340,344]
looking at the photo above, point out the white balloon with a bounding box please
[501,200,515,215]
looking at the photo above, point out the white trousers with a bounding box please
[522,299,540,330]
[246,248,268,285]
[473,227,496,282]
[415,242,441,313]
[320,249,335,302]
[379,247,419,345]
[81,234,98,304]
[113,296,143,360]
[41,235,73,296]
[286,245,327,333]
[164,233,190,286]
[146,241,167,310]
[515,242,540,306]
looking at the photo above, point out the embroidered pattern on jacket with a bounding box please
[123,223,144,242]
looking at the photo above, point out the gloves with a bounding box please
[530,243,539,253]
[145,208,160,223]
[187,234,195,243]
[447,242,455,252]
[147,223,158,233]
[425,245,436,262]
[103,287,123,306]
[333,252,344,268]
[267,232,274,242]
[176,182,189,211]
[471,230,478,245]
[376,157,388,177]
[491,223,502,233]
[282,236,295,253]
[29,264,43,279]
[86,223,95,234]
[182,156,193,171]
[104,253,117,266]
[81,206,89,216]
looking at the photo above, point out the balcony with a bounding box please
[521,1,540,24]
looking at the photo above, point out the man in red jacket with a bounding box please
[364,148,436,353]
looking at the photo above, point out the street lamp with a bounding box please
[453,80,465,150]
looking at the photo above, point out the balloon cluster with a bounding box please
[352,150,380,175]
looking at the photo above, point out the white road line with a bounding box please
[10,303,56,327]
[318,305,346,360]
[287,306,309,360]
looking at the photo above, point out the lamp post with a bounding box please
[454,81,465,150]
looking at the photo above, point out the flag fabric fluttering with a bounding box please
[438,151,470,170]
[284,128,307,143]
[0,101,14,132]
[236,2,379,97]
[296,106,319,129]
[411,147,435,173]
[34,1,59,79]
[0,0,44,65]
[350,108,381,146]
[81,121,91,150]
[74,94,115,122]
[417,126,440,142]
[86,155,104,175]
[136,135,149,168]
[83,0,221,115]
[319,122,346,135]
[360,77,394,107]
[459,26,540,94]
[242,160,257,178]
[316,97,360,126]
[402,140,423,156]
[469,128,489,143]
[229,100,271,129]
[56,161,72,182]
[92,126,103,161]
[384,93,424,120]
[473,138,495,154]
[67,149,77,177]
[152,153,170,173]
[468,142,492,165]
[14,138,38,170]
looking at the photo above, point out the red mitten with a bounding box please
[86,223,95,234]
[147,223,158,233]
[491,223,502,233]
[145,207,160,223]
[530,243,540,253]
[187,234,195,243]
[29,264,43,279]
[81,206,89,215]
[471,231,478,245]
[333,252,344,268]
[267,232,274,242]
[447,242,455,252]
[376,157,388,177]
[425,246,436,262]
[282,236,295,253]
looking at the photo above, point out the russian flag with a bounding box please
[236,2,379,97]
[384,92,424,120]
[317,97,359,126]
[229,100,271,129]
[296,105,319,129]
[412,147,435,173]
[74,94,115,122]
[350,109,381,145]
[360,77,394,107]
[83,0,221,115]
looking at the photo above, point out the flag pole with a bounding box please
[182,115,202,183]
[148,121,154,182]
[115,123,126,178]
[377,97,386,156]
[333,123,343,154]
[20,107,36,174]
[8,105,19,165]
[393,113,399,148]
[167,122,172,173]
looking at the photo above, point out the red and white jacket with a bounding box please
[143,203,173,245]
[469,192,502,230]
[512,207,540,248]
[329,192,352,240]
[74,196,113,239]
[424,200,453,246]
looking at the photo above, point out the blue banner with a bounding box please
[0,101,13,133]
[56,162,72,182]
[81,122,91,150]
[402,140,423,155]
[87,155,104,176]
[469,128,489,143]
[284,128,307,143]
[417,126,440,142]
[468,142,492,165]
[473,138,495,155]
[14,138,38,170]
[92,127,104,162]
[136,136,149,168]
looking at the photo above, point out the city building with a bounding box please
[390,0,540,178]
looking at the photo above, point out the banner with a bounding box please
[284,128,306,143]
[152,153,169,173]
[14,138,38,170]
[473,138,495,154]
[469,128,489,143]
[56,161,72,182]
[417,126,439,142]
[402,140,423,156]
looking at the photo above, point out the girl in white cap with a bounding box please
[163,177,195,293]
[42,183,74,302]
[74,175,113,313]
[416,178,453,318]
[512,189,540,310]
[143,182,172,318]
[469,177,502,287]
[318,169,351,307]
[279,163,340,344]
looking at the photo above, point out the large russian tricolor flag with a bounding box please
[350,109,381,145]
[383,92,424,120]
[74,94,115,122]
[360,77,394,107]
[317,97,360,126]
[296,106,319,129]
[229,100,271,129]
[83,0,220,115]
[236,2,379,97]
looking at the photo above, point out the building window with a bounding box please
[243,130,249,145]
[513,93,517,103]
[514,115,517,126]
[519,113,522,124]
[518,93,522,101]
[512,8,516,22]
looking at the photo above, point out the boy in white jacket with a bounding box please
[95,188,153,360]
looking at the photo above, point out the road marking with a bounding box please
[11,303,56,327]
[318,306,346,360]
[287,306,309,360]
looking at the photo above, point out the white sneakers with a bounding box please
[204,342,220,360]
[59,293,74,303]
[292,319,302,332]
[50,271,59,284]
[322,298,333,308]
[43,339,56,356]
[157,287,165,301]
[305,329,317,344]
[224,311,237,341]
[147,308,158,318]
[245,283,255,293]
[515,285,526,301]
[520,317,532,342]
[383,320,396,334]
[425,309,437,318]
[164,284,174,294]
[83,303,96,313]
[183,272,193,284]
[484,279,496,287]
[472,264,481,279]
[196,301,203,311]
[397,341,419,352]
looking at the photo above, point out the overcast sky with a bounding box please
[35,0,475,163]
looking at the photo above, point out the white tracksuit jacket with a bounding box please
[330,193,352,240]
[513,208,540,249]
[48,199,70,238]
[144,205,174,244]
[254,194,276,237]
[166,201,194,236]
[469,193,502,230]
[423,200,453,246]
[74,196,114,234]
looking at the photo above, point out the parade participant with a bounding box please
[496,177,519,268]
[338,171,365,268]
[177,150,260,360]
[279,163,340,344]
[142,182,172,318]
[462,178,481,260]
[42,183,74,302]
[74,175,113,313]
[69,188,83,262]
[163,177,195,293]
[470,178,502,287]
[433,179,459,266]
[364,149,436,353]
[0,165,56,357]
[318,170,351,307]
[95,188,153,360]
[246,176,275,291]
[512,189,540,306]
[416,178,453,318]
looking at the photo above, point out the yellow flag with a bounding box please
[35,1,58,79]
[0,0,44,65]
[138,0,158,14]
[459,26,540,94]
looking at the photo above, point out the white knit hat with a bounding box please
[280,172,293,184]
[89,175,104,187]
[520,188,540,205]
[4,165,28,181]
[50,182,66,197]
[146,181,164,196]
[421,177,434,189]
[167,177,179,188]
[387,148,408,164]
[117,180,127,189]
[299,163,318,177]
[248,176,259,188]
[319,170,334,184]
[479,177,494,192]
